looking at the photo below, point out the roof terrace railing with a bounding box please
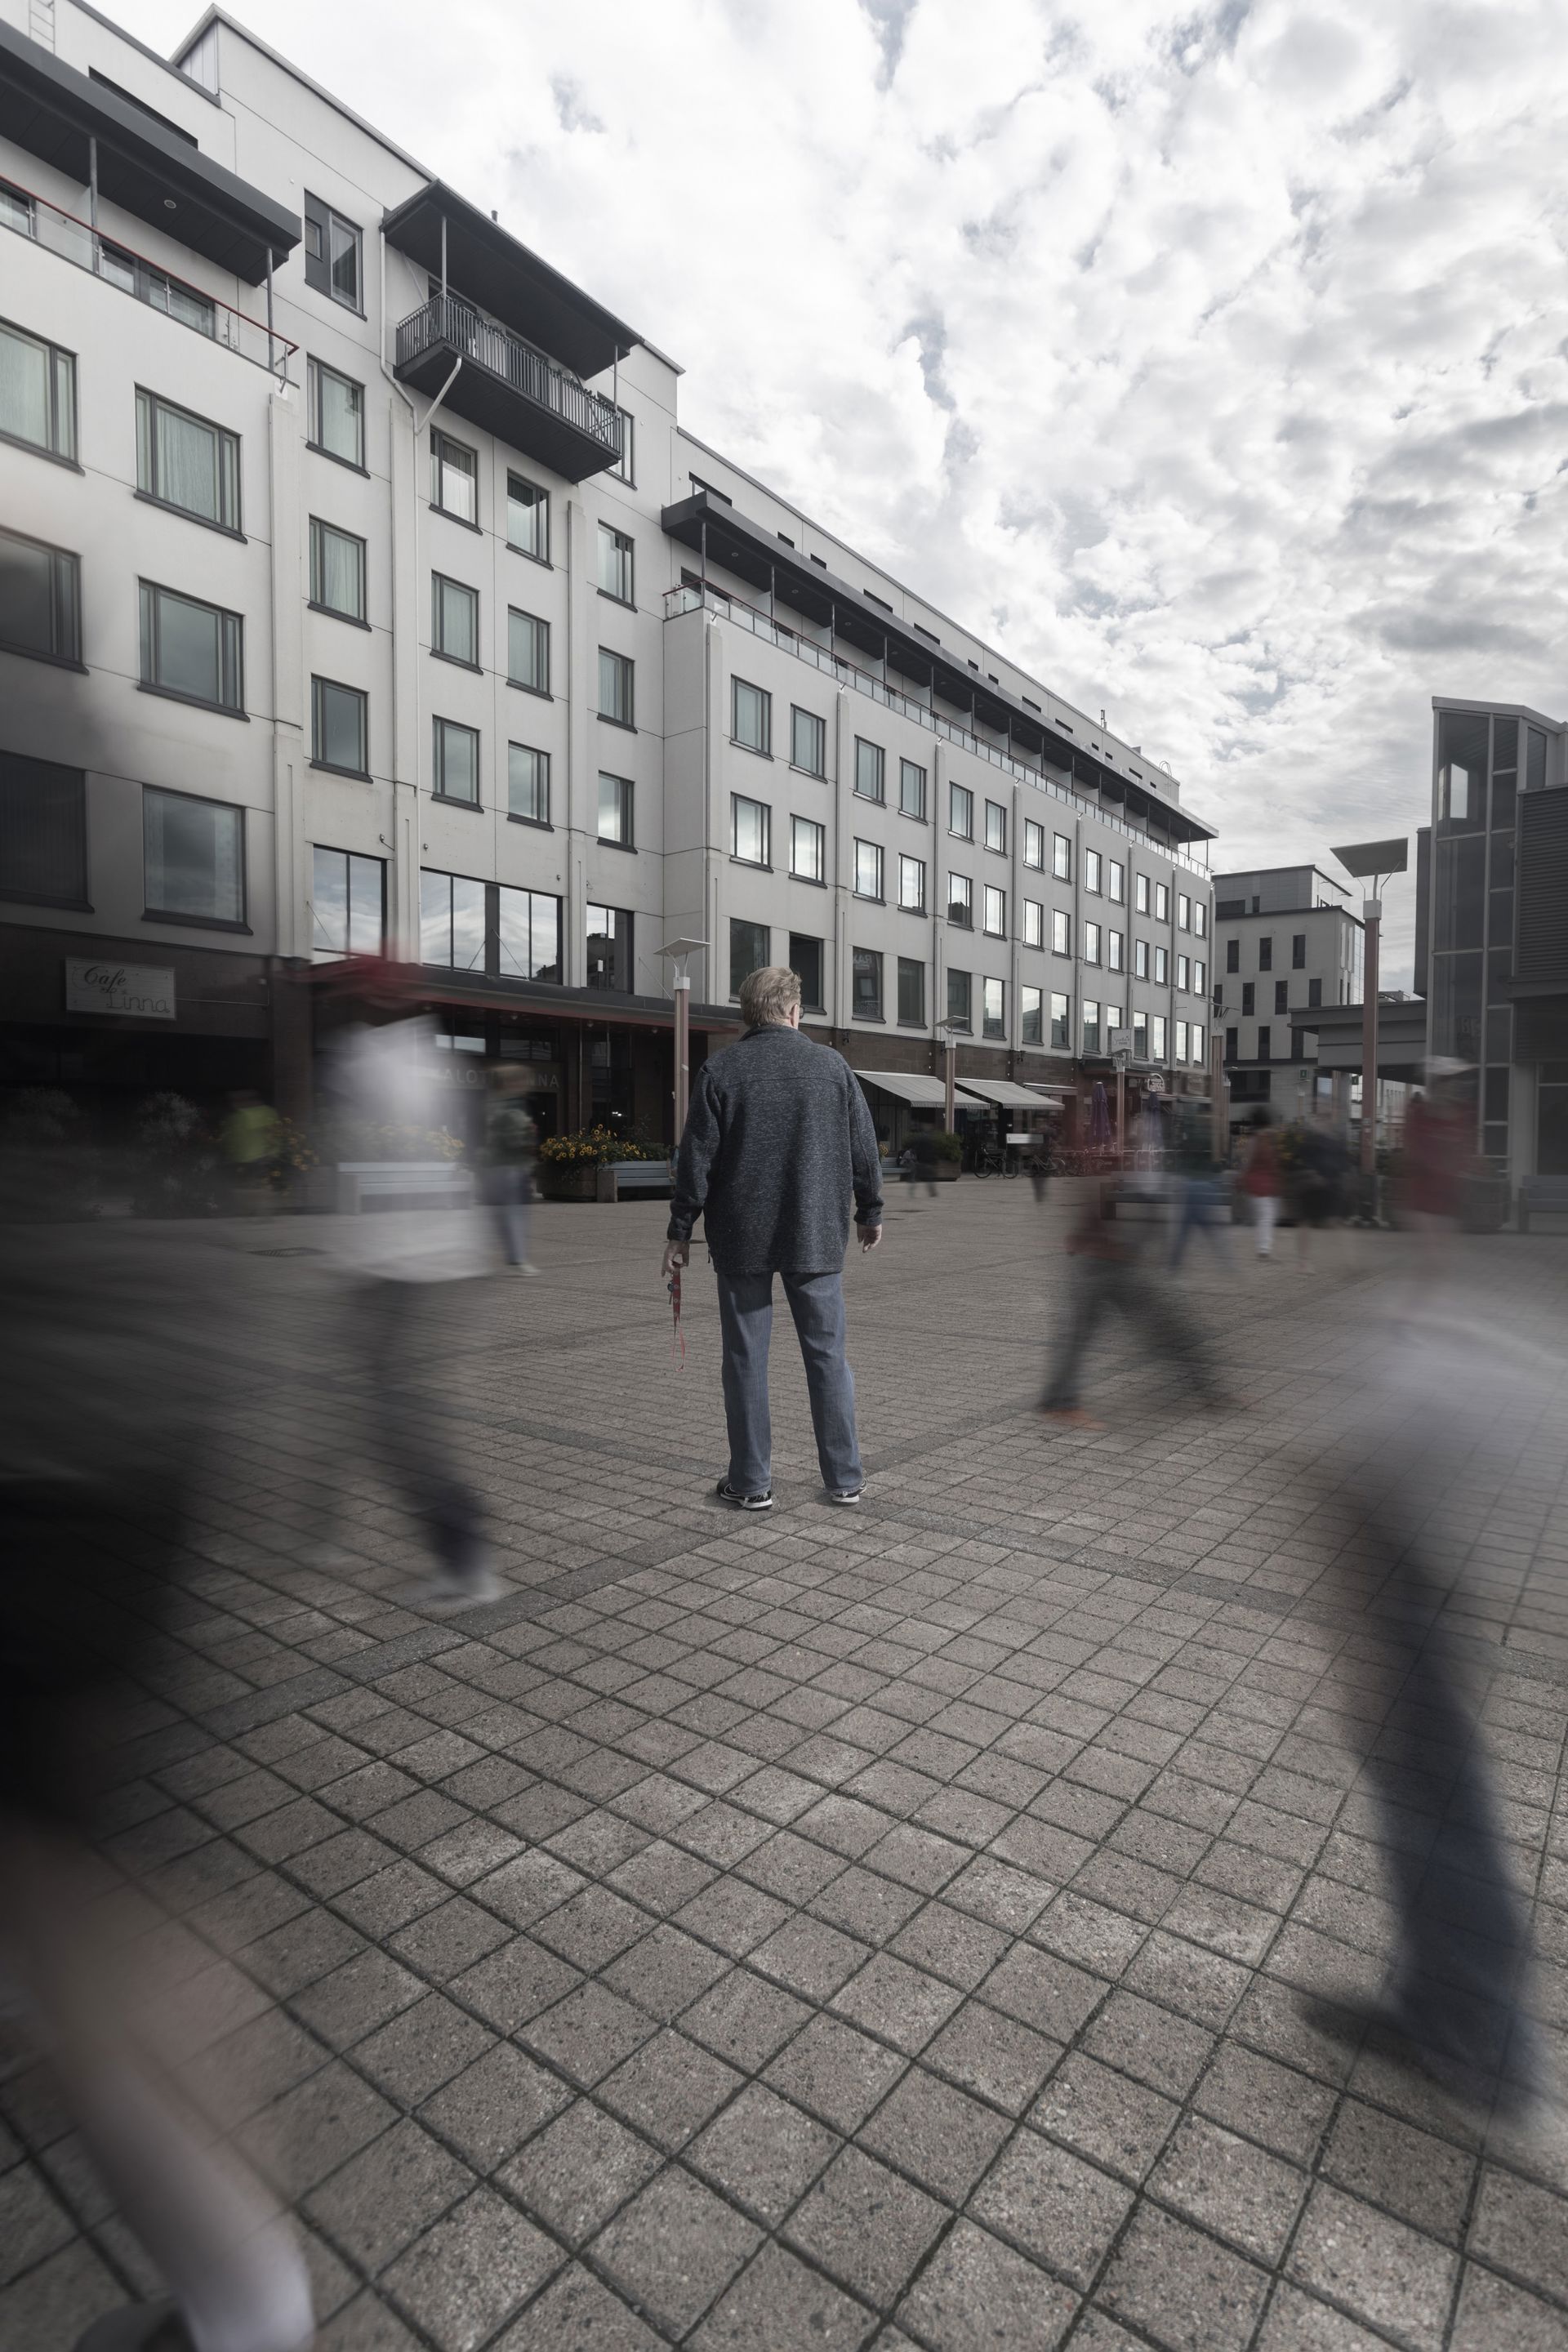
[663,580,1212,875]
[395,292,621,461]
[0,174,296,381]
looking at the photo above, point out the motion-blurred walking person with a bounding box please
[484,1065,538,1273]
[1241,1105,1282,1258]
[662,964,883,1509]
[1168,1103,1232,1271]
[1040,1176,1224,1429]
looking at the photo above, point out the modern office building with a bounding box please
[1213,865,1361,1123]
[1419,697,1568,1178]
[0,0,1215,1151]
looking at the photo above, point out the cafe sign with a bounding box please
[65,958,176,1020]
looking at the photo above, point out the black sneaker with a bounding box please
[715,1479,773,1512]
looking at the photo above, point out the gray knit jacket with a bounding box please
[667,1025,884,1274]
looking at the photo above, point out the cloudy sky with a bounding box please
[127,0,1568,979]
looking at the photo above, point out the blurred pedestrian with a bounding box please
[219,1088,280,1215]
[1169,1104,1232,1271]
[484,1065,538,1273]
[910,1125,941,1200]
[1241,1105,1282,1258]
[1402,1062,1471,1276]
[1288,1111,1342,1272]
[662,964,883,1509]
[1040,1176,1223,1428]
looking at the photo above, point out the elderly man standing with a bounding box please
[662,964,884,1510]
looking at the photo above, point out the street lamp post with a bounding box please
[659,938,708,1145]
[933,1020,957,1130]
[1330,836,1408,1208]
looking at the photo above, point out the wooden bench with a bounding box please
[1517,1176,1568,1233]
[336,1161,474,1214]
[602,1160,675,1202]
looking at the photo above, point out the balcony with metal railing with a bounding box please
[0,174,296,377]
[394,292,622,483]
[663,579,1213,878]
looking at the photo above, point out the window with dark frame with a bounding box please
[598,771,633,845]
[730,915,768,997]
[496,884,561,982]
[1308,977,1322,1009]
[789,932,825,1011]
[1258,935,1272,970]
[143,784,243,924]
[1226,1026,1239,1059]
[420,869,486,970]
[948,871,973,927]
[430,430,477,523]
[1023,898,1044,948]
[136,390,239,531]
[1292,933,1306,968]
[1226,937,1239,972]
[1022,984,1043,1045]
[898,956,924,1026]
[733,679,771,755]
[732,793,771,866]
[791,815,825,882]
[1084,849,1102,894]
[432,716,479,805]
[310,844,383,958]
[1053,907,1071,956]
[1257,1022,1272,1060]
[898,853,925,912]
[791,706,826,775]
[506,473,549,561]
[1134,871,1150,914]
[855,738,885,802]
[597,521,634,605]
[853,946,883,1020]
[508,742,549,826]
[586,902,633,992]
[311,676,368,775]
[0,318,77,461]
[949,781,973,839]
[598,647,634,727]
[303,193,362,310]
[1274,979,1288,1013]
[1050,991,1071,1049]
[0,528,79,665]
[1084,920,1102,966]
[899,758,926,819]
[982,977,1004,1039]
[508,608,550,694]
[431,572,479,667]
[1154,944,1168,983]
[1023,819,1045,869]
[947,967,972,1031]
[854,838,884,900]
[139,581,243,711]
[985,800,1006,854]
[309,518,366,621]
[1134,938,1149,978]
[983,884,1006,936]
[0,751,87,906]
[1242,981,1255,1014]
[1054,833,1071,881]
[307,357,363,467]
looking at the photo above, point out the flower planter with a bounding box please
[538,1163,602,1202]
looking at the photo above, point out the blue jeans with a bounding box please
[1169,1176,1232,1269]
[715,1269,862,1495]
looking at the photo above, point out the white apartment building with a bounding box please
[0,0,1215,1147]
[1214,866,1361,1125]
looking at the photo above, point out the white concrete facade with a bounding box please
[1214,866,1361,1121]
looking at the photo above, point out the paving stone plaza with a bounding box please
[4,1183,1568,2352]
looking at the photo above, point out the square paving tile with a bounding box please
[858,2067,1012,2204]
[969,2127,1134,2288]
[498,2100,661,2245]
[381,2189,559,2351]
[785,2145,947,2305]
[896,2218,1079,2350]
[688,2082,840,2224]
[590,2167,762,2337]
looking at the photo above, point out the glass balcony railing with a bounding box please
[662,580,1212,876]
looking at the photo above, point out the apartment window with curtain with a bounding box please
[1155,881,1169,920]
[1108,859,1125,904]
[1194,959,1205,996]
[307,357,363,468]
[303,194,362,309]
[791,706,826,775]
[1177,953,1191,991]
[1108,929,1125,973]
[0,528,80,666]
[0,320,77,461]
[898,853,925,913]
[732,794,771,866]
[947,872,973,927]
[1194,902,1207,938]
[432,716,479,805]
[311,844,383,958]
[982,978,1004,1039]
[136,390,239,531]
[1021,985,1043,1045]
[985,800,1006,854]
[508,608,550,695]
[0,752,87,906]
[854,738,885,802]
[1052,907,1071,956]
[507,473,549,560]
[598,773,634,845]
[729,916,768,996]
[1134,938,1150,978]
[1154,944,1169,983]
[947,968,972,1031]
[597,522,634,604]
[1023,899,1044,948]
[1051,991,1071,1049]
[1178,893,1192,930]
[311,677,368,775]
[430,430,477,523]
[733,679,771,754]
[309,519,366,621]
[598,647,635,727]
[143,785,243,925]
[139,582,243,712]
[791,815,825,881]
[899,758,926,819]
[1084,920,1102,965]
[982,885,1005,937]
[1081,999,1101,1054]
[431,572,479,667]
[898,956,924,1025]
[508,743,549,826]
[497,887,562,982]
[853,947,883,1020]
[1053,833,1071,880]
[1134,871,1150,915]
[854,839,884,900]
[586,902,633,991]
[949,782,973,839]
[790,933,825,1010]
[1084,849,1102,893]
[1023,819,1045,870]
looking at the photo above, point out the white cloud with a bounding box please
[120,0,1568,977]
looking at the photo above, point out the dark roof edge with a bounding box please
[381,178,643,367]
[1431,694,1565,730]
[71,0,220,103]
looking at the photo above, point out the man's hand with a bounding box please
[662,1241,690,1278]
[859,1224,883,1252]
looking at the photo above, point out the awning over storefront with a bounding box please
[956,1077,1056,1109]
[856,1070,985,1109]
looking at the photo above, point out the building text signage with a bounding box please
[65,959,176,1020]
